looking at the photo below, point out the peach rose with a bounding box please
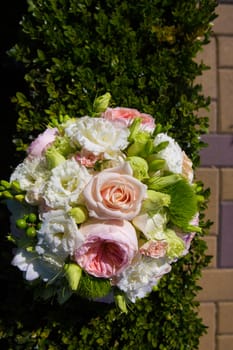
[102,107,155,132]
[73,219,138,278]
[83,162,147,220]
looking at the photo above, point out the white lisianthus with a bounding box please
[11,248,63,282]
[10,156,51,205]
[115,256,171,302]
[44,158,92,209]
[64,117,130,158]
[153,133,183,174]
[37,209,84,258]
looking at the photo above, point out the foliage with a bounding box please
[10,0,217,165]
[0,0,217,349]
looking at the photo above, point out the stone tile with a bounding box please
[198,303,216,350]
[219,201,233,267]
[202,236,217,268]
[221,168,233,200]
[200,134,233,166]
[218,36,233,67]
[214,4,233,34]
[219,69,233,132]
[195,38,217,99]
[198,101,217,133]
[217,335,233,350]
[218,302,233,333]
[195,168,219,234]
[197,269,233,301]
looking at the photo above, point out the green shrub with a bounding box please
[0,0,217,349]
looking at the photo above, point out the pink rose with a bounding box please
[73,219,138,278]
[140,240,168,258]
[102,107,155,132]
[27,128,58,157]
[83,162,147,220]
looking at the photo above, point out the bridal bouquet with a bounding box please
[1,93,202,311]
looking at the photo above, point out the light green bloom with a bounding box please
[165,229,185,260]
[127,156,149,180]
[141,190,170,214]
[45,147,66,169]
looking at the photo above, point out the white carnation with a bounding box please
[116,256,171,302]
[44,158,92,209]
[10,156,51,204]
[153,133,183,174]
[37,209,84,258]
[64,117,130,158]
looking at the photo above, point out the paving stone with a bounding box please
[214,4,233,34]
[219,69,233,132]
[200,134,233,166]
[202,236,217,268]
[198,101,217,133]
[195,168,219,234]
[197,269,233,301]
[218,36,233,67]
[195,38,217,99]
[217,335,233,350]
[198,303,216,350]
[219,201,233,267]
[221,168,233,200]
[218,302,233,333]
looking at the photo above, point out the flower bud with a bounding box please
[10,180,22,193]
[0,180,11,189]
[64,263,82,291]
[69,206,88,224]
[93,92,111,116]
[2,191,13,199]
[14,194,25,202]
[45,147,66,169]
[114,292,128,314]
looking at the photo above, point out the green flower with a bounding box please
[127,156,149,180]
[45,147,66,169]
[141,189,170,214]
[165,229,185,259]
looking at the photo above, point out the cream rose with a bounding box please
[73,219,138,278]
[83,162,147,220]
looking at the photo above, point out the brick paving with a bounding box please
[196,4,233,349]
